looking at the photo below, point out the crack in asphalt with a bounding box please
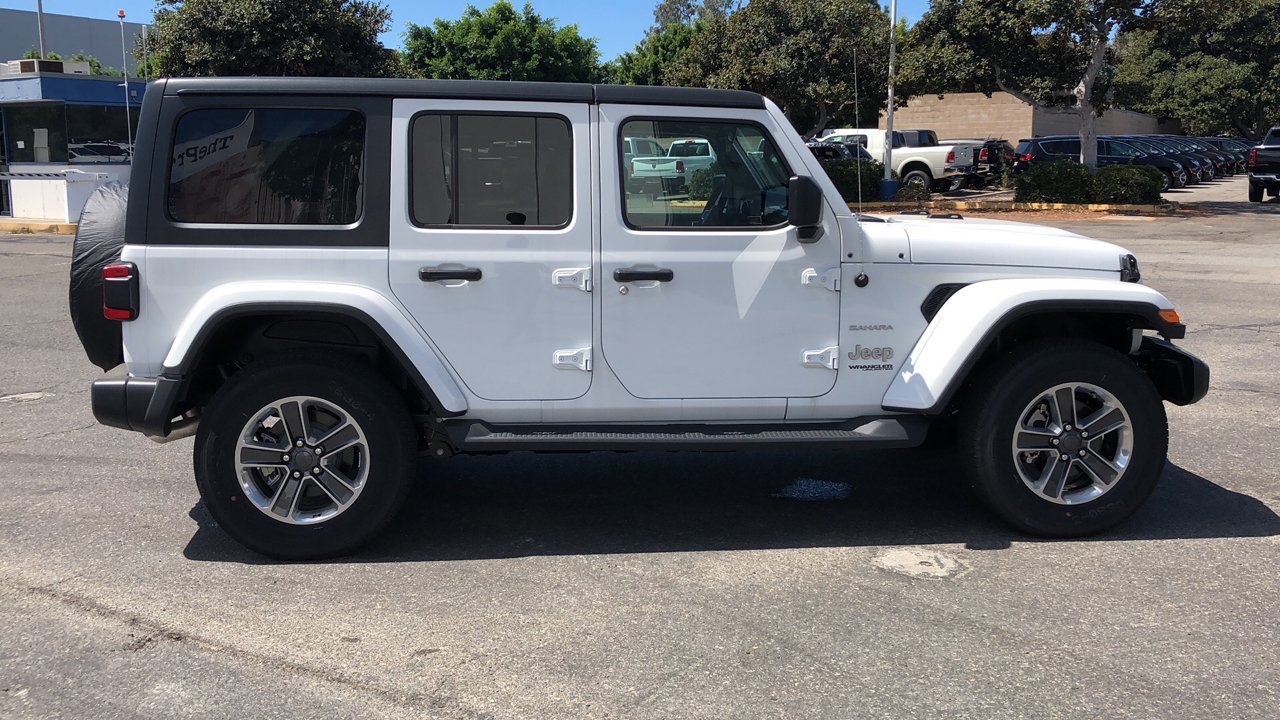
[2,574,494,720]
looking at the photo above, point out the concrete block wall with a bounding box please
[880,91,1178,142]
[880,92,1035,141]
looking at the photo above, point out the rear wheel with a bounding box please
[1249,183,1264,203]
[194,355,416,559]
[960,339,1168,537]
[902,167,933,190]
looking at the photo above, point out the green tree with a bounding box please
[652,0,738,27]
[147,0,396,77]
[403,2,600,82]
[667,0,890,137]
[898,0,1221,168]
[606,22,697,86]
[1115,0,1280,139]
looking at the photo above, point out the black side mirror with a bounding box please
[788,175,823,242]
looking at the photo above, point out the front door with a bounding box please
[388,99,593,401]
[598,106,841,400]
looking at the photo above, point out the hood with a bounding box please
[875,214,1130,272]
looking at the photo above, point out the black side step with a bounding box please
[445,417,927,453]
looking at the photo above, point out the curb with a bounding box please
[0,218,77,235]
[850,200,1179,213]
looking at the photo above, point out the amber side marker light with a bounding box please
[1159,309,1182,325]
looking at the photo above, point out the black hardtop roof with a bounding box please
[157,77,766,109]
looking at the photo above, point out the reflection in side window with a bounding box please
[621,119,790,229]
[168,108,365,224]
[411,114,572,227]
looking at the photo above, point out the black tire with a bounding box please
[959,339,1168,537]
[194,355,416,560]
[902,167,933,189]
[1249,183,1264,203]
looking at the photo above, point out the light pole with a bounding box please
[118,9,133,152]
[36,0,47,59]
[881,0,899,199]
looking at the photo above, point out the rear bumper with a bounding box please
[1249,173,1280,186]
[1140,337,1209,406]
[91,364,186,437]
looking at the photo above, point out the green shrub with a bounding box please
[1014,160,1094,203]
[1015,159,1166,204]
[1091,165,1164,204]
[687,167,716,201]
[818,158,890,203]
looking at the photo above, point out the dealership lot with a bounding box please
[1,202,1277,718]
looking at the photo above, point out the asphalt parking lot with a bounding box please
[1,184,1277,719]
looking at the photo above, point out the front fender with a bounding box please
[882,278,1181,413]
[162,281,469,415]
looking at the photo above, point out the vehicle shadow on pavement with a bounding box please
[1179,199,1280,214]
[182,448,1280,564]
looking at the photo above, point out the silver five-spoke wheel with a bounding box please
[1010,382,1133,505]
[235,396,370,525]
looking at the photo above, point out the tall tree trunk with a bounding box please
[1079,108,1099,169]
[1076,29,1109,169]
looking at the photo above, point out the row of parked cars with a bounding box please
[1013,134,1257,190]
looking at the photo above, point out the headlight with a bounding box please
[1120,253,1141,283]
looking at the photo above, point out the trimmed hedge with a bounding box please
[1015,160,1166,204]
[818,158,892,202]
[688,167,716,201]
[1092,165,1165,204]
[1014,160,1094,203]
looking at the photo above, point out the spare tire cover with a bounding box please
[69,183,129,371]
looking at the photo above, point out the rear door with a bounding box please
[597,105,841,400]
[388,100,594,401]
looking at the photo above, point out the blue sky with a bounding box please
[4,0,929,61]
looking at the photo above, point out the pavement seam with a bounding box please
[1,573,494,720]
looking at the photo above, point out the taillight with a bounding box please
[945,150,955,163]
[630,160,635,174]
[675,160,685,173]
[979,148,989,161]
[1020,153,1034,161]
[102,262,139,321]
[1249,148,1258,168]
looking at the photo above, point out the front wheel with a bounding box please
[194,355,417,560]
[1249,183,1264,203]
[959,340,1168,537]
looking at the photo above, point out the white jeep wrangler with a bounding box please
[71,78,1208,559]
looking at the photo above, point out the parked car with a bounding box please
[1012,136,1186,190]
[74,77,1208,559]
[817,127,981,191]
[944,138,1016,188]
[806,141,874,162]
[1149,136,1228,179]
[1117,136,1209,184]
[1248,126,1280,203]
[1198,137,1249,173]
[629,137,717,195]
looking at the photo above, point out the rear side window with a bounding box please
[1264,129,1280,145]
[411,113,572,227]
[169,108,365,224]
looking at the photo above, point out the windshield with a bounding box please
[1128,139,1165,154]
[668,141,711,157]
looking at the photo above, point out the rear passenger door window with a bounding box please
[411,114,572,227]
[168,108,365,224]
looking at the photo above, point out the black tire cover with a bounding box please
[69,183,129,371]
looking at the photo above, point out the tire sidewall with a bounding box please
[966,343,1168,537]
[194,359,414,560]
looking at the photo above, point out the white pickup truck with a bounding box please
[629,138,718,195]
[818,128,980,192]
